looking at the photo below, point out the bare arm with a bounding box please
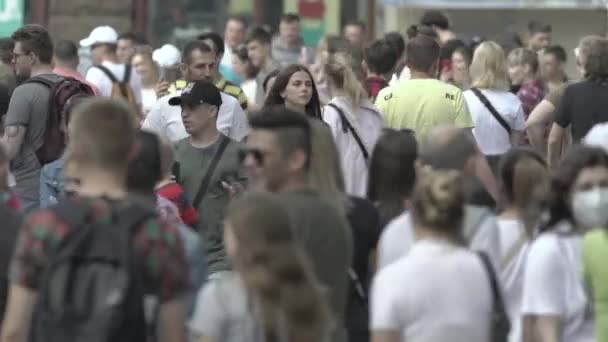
[547,123,566,169]
[371,330,401,342]
[522,315,561,342]
[526,100,556,157]
[157,299,187,342]
[1,126,26,161]
[1,285,37,342]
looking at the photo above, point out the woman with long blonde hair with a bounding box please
[189,191,333,342]
[464,41,526,172]
[322,52,383,197]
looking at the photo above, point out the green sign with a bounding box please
[0,0,22,37]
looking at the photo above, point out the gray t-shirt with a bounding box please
[277,190,353,342]
[5,74,59,203]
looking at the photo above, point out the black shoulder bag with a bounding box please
[326,103,369,161]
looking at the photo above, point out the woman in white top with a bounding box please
[496,148,549,342]
[190,192,332,342]
[521,145,606,342]
[322,53,383,197]
[131,48,159,117]
[371,170,494,342]
[464,41,526,170]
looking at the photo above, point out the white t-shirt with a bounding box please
[521,225,595,342]
[241,79,257,106]
[141,88,157,117]
[377,207,502,272]
[85,61,142,106]
[463,89,526,155]
[142,91,249,143]
[497,218,531,342]
[323,97,384,197]
[371,239,493,342]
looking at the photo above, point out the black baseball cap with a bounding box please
[168,80,223,108]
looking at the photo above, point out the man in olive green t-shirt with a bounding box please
[243,108,353,342]
[171,80,246,275]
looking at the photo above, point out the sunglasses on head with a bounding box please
[238,148,266,165]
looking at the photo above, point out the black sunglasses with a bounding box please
[238,148,266,165]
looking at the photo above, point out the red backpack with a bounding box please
[25,76,95,165]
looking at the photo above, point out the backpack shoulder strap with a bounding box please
[470,88,512,136]
[24,76,56,88]
[192,135,231,209]
[94,65,119,83]
[326,103,370,161]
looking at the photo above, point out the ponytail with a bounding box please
[323,53,368,109]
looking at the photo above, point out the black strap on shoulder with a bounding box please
[470,88,512,136]
[94,65,119,83]
[192,135,231,209]
[124,64,132,83]
[477,251,507,317]
[327,103,369,161]
[24,76,56,88]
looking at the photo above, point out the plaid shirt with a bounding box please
[366,76,390,103]
[9,196,189,303]
[517,80,546,118]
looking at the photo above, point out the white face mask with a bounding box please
[571,187,608,228]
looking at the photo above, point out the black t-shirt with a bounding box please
[555,80,608,141]
[345,197,382,336]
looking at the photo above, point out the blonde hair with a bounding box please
[508,47,539,74]
[577,35,604,66]
[412,170,465,236]
[323,53,368,109]
[307,119,349,216]
[226,192,333,342]
[470,41,510,91]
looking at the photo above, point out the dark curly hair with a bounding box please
[544,145,608,231]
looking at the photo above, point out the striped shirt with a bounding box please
[216,78,248,110]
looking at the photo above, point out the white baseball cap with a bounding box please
[584,123,608,153]
[153,44,181,67]
[80,26,118,47]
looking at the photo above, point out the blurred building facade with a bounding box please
[379,0,608,76]
[22,0,375,47]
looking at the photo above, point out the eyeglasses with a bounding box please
[238,147,266,165]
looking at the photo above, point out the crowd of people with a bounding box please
[0,8,605,342]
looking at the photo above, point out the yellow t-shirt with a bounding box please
[583,229,608,342]
[375,78,474,138]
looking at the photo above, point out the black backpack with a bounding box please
[29,198,156,342]
[25,76,95,165]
